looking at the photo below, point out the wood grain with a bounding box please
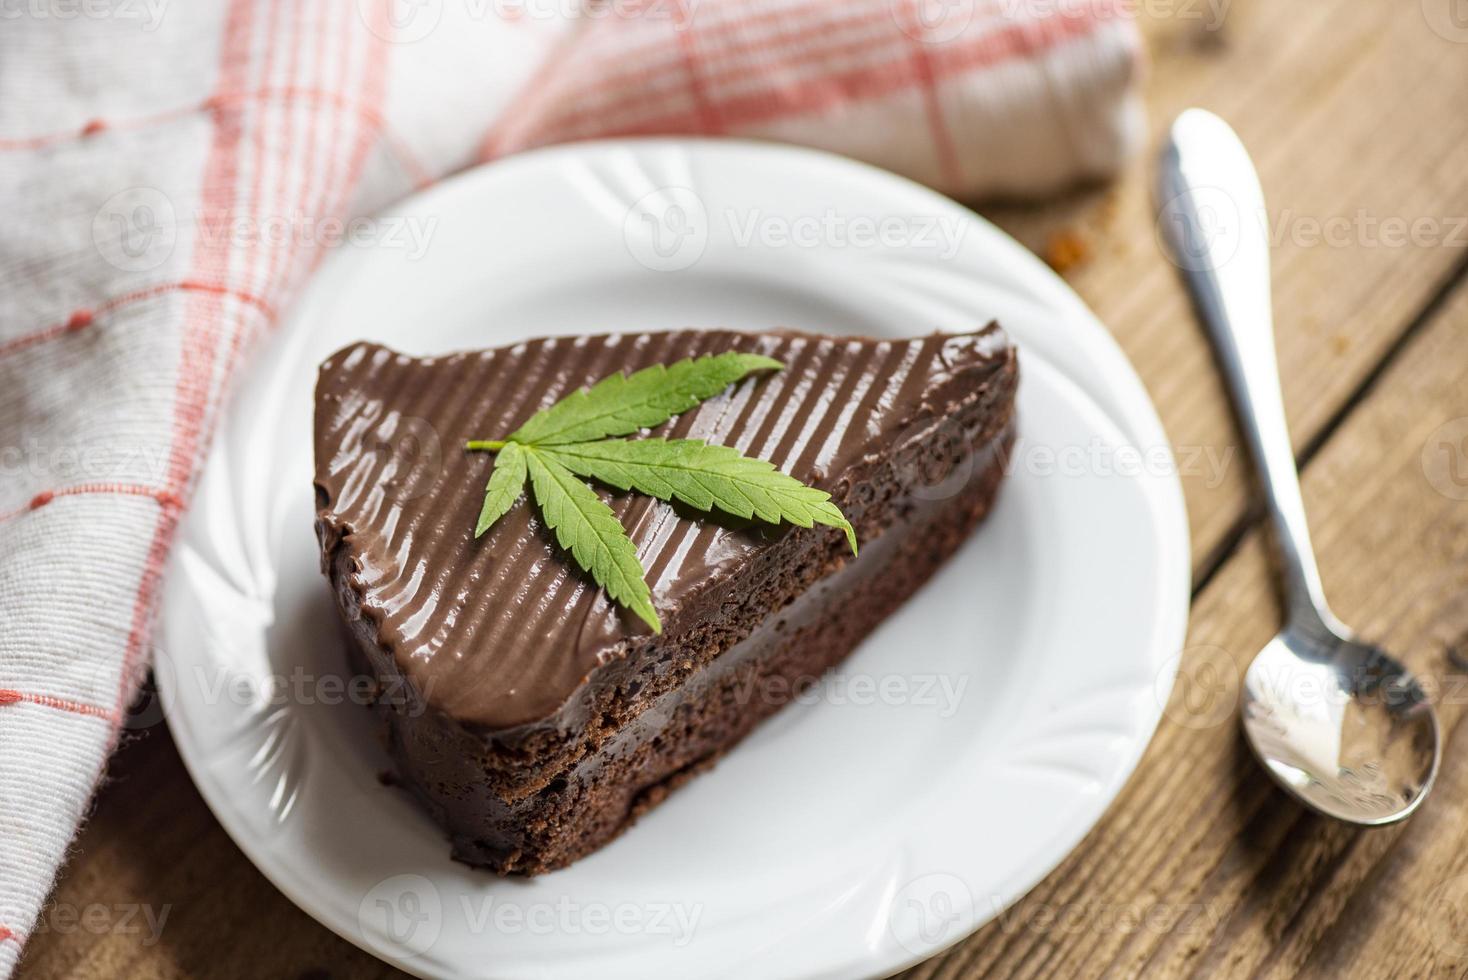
[15,0,1468,977]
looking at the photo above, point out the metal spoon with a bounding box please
[1156,109,1440,825]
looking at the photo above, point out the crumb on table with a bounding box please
[1046,229,1091,274]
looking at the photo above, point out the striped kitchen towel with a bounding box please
[0,0,1141,971]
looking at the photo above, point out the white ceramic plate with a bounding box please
[159,140,1189,980]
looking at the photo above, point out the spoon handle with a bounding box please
[1157,109,1333,631]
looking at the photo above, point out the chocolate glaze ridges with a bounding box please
[315,327,1018,872]
[316,328,1012,730]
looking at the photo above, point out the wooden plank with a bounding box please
[981,0,1468,573]
[902,282,1468,979]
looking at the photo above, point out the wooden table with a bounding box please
[18,3,1468,976]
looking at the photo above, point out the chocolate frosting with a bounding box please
[313,328,1013,731]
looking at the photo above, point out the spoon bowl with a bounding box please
[1242,617,1439,824]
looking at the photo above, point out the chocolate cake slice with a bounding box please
[314,327,1017,874]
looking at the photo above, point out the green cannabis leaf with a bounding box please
[524,450,661,632]
[475,441,526,537]
[465,353,858,633]
[538,439,858,555]
[509,352,784,445]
